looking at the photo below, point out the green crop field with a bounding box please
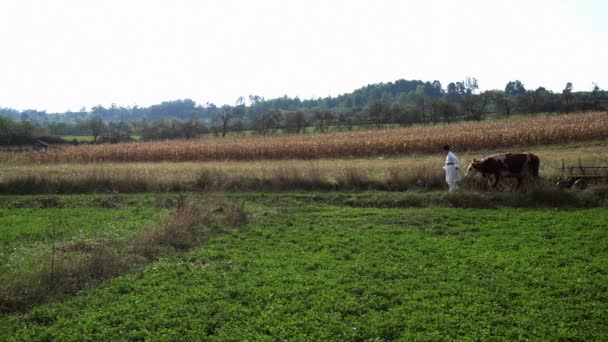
[0,195,167,253]
[0,195,172,312]
[59,135,95,143]
[59,135,142,143]
[1,193,607,340]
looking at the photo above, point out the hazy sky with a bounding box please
[1,0,606,112]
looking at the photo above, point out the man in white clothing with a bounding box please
[442,145,461,192]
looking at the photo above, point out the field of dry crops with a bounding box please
[2,112,607,164]
[1,142,606,193]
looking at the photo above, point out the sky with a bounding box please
[0,0,607,113]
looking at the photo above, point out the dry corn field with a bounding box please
[2,112,607,164]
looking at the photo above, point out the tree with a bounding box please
[214,106,233,137]
[88,117,106,143]
[0,108,20,120]
[233,97,247,119]
[230,118,244,133]
[525,87,559,114]
[204,102,219,119]
[456,82,466,94]
[430,80,443,97]
[336,113,353,131]
[181,112,200,139]
[460,93,489,121]
[590,83,603,111]
[314,110,334,133]
[464,77,479,95]
[284,111,306,134]
[369,101,388,128]
[446,82,459,102]
[108,121,133,141]
[257,109,283,135]
[0,116,16,145]
[519,87,549,114]
[489,91,514,117]
[248,95,263,105]
[562,82,574,112]
[457,78,485,120]
[415,85,430,124]
[505,80,526,96]
[389,103,406,126]
[431,99,458,124]
[14,109,45,124]
[146,99,198,120]
[91,105,106,120]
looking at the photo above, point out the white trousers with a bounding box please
[448,181,459,192]
[444,165,460,192]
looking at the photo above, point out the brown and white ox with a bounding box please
[465,152,540,190]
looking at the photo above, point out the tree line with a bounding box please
[0,78,606,145]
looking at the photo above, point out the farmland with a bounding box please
[3,0,608,338]
[1,193,607,340]
[0,195,168,312]
[1,140,606,194]
[2,112,607,164]
[1,112,607,340]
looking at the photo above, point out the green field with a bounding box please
[59,135,142,143]
[0,195,172,312]
[1,193,607,340]
[0,195,168,253]
[59,135,95,143]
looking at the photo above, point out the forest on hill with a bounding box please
[1,78,607,145]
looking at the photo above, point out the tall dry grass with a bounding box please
[1,142,606,194]
[2,112,607,164]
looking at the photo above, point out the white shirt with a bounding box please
[445,151,460,169]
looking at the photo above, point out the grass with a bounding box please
[0,195,170,312]
[60,135,95,143]
[60,135,142,143]
[1,194,606,340]
[0,196,166,252]
[0,194,247,313]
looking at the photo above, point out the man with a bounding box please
[442,144,461,192]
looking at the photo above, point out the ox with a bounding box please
[465,152,540,190]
